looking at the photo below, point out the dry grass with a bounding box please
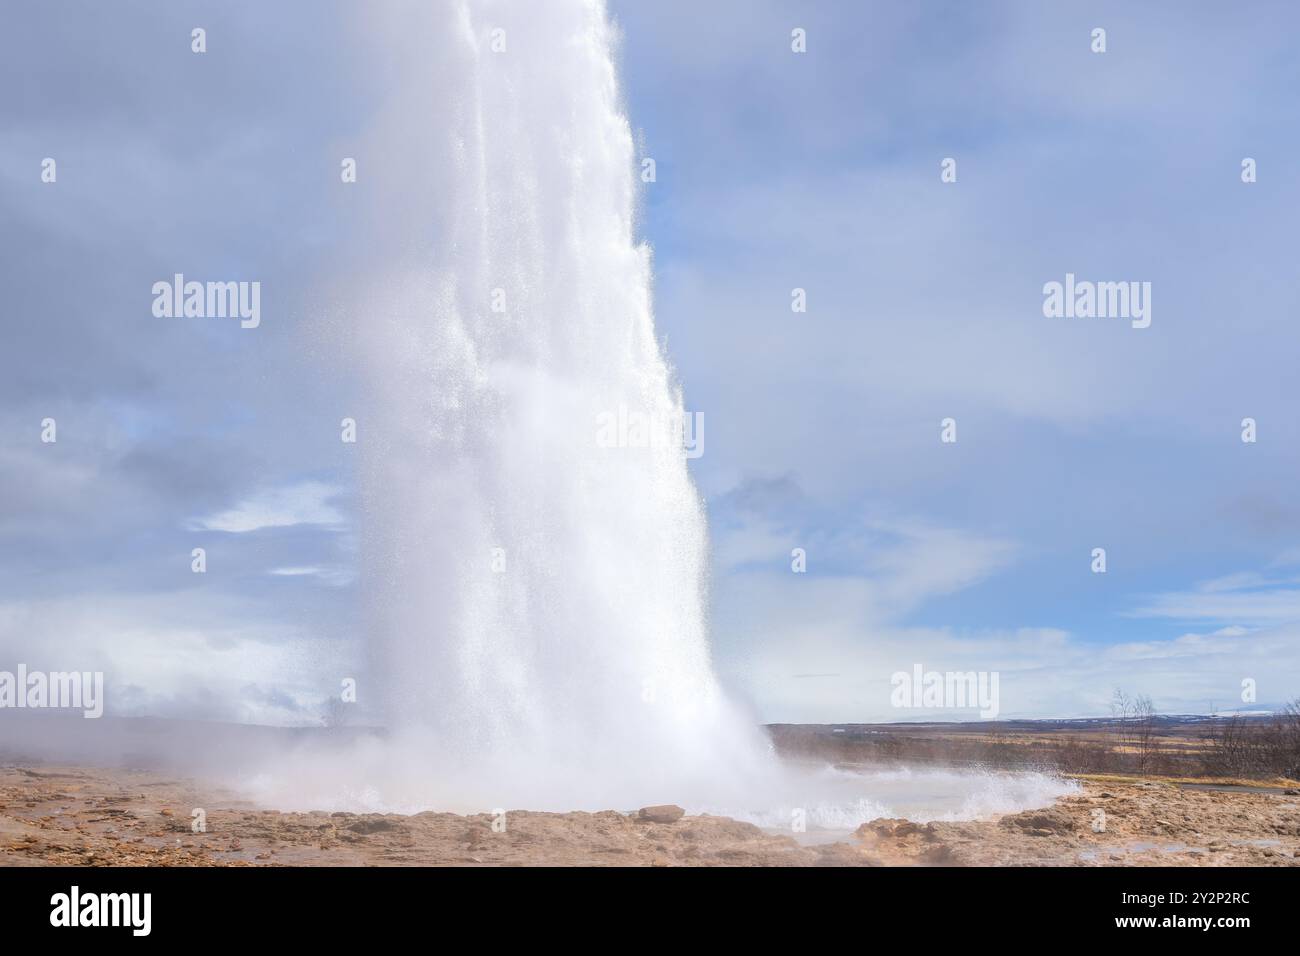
[1071,771,1300,789]
[768,710,1300,781]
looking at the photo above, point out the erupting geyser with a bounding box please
[354,0,769,809]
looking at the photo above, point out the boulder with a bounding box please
[636,804,685,824]
[346,816,400,834]
[997,806,1077,835]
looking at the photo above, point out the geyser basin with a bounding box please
[227,727,1074,829]
[708,764,1080,839]
[0,714,1075,832]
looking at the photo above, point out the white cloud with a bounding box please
[1128,564,1300,627]
[268,565,354,587]
[714,511,1300,721]
[190,481,345,534]
[0,593,344,725]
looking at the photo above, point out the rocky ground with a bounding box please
[1,764,1297,866]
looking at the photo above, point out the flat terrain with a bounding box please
[768,715,1299,779]
[2,764,1297,867]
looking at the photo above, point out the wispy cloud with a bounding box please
[267,565,354,587]
[1128,562,1300,627]
[190,481,346,534]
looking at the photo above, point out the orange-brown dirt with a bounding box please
[2,764,1297,866]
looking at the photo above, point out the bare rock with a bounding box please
[998,806,1077,835]
[346,816,400,834]
[636,805,685,824]
[857,818,936,841]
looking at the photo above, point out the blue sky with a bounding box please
[2,0,1298,724]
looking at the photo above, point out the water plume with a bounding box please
[350,0,769,810]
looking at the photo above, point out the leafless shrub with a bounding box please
[1108,688,1159,773]
[1203,698,1300,779]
